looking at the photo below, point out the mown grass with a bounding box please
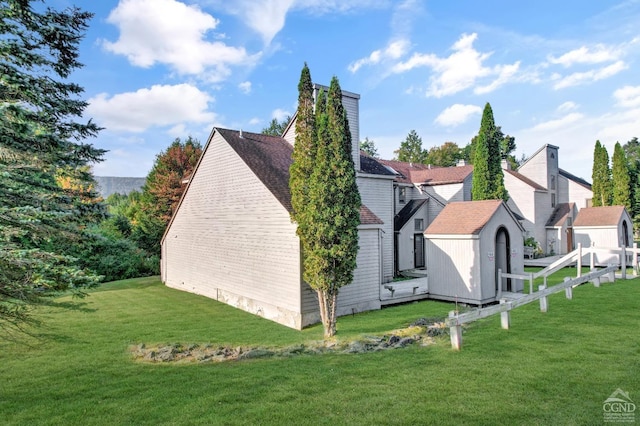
[1,272,638,425]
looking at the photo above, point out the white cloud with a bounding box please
[392,33,520,98]
[238,81,252,94]
[103,0,258,81]
[348,39,409,73]
[614,85,640,108]
[552,61,627,89]
[272,108,292,121]
[209,0,386,45]
[434,104,482,127]
[249,117,262,126]
[528,112,584,132]
[548,44,622,67]
[557,101,579,113]
[87,84,216,133]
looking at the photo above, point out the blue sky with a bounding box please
[57,0,640,179]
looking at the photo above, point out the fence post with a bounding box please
[529,272,534,294]
[634,243,638,277]
[448,311,462,351]
[608,265,615,283]
[577,243,582,277]
[590,242,595,269]
[591,268,601,287]
[539,285,548,312]
[497,269,503,300]
[621,246,627,279]
[500,299,510,330]
[564,277,573,300]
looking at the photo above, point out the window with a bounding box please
[415,218,424,231]
[399,187,406,203]
[551,193,556,208]
[550,175,556,190]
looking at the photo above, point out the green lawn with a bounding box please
[1,273,638,425]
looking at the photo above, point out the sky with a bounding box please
[54,0,640,180]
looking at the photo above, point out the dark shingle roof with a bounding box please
[424,200,503,235]
[218,128,383,225]
[410,165,473,186]
[546,203,574,227]
[394,199,428,232]
[376,159,429,184]
[559,169,592,190]
[574,206,627,227]
[360,153,396,176]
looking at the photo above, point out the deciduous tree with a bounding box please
[424,141,462,167]
[360,137,378,158]
[394,130,425,163]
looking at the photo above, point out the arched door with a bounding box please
[495,227,511,294]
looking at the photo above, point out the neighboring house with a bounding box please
[160,86,611,330]
[424,200,525,305]
[574,206,633,265]
[94,176,146,198]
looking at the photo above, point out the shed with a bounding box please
[573,206,633,264]
[424,200,525,305]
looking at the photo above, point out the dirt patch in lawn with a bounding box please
[130,317,448,363]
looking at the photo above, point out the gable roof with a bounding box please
[376,159,429,184]
[214,128,383,225]
[517,144,559,170]
[573,205,628,227]
[504,169,547,191]
[546,202,575,227]
[394,199,428,232]
[411,165,473,186]
[424,200,504,235]
[559,168,592,190]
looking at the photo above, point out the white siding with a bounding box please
[518,145,552,188]
[340,91,361,171]
[163,132,304,329]
[357,175,394,281]
[504,172,538,239]
[425,237,481,303]
[431,183,465,203]
[559,176,592,209]
[301,228,382,326]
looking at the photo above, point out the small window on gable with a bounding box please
[415,218,424,231]
[399,187,406,203]
[550,175,556,190]
[551,193,556,208]
[550,152,555,159]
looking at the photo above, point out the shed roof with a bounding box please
[559,169,592,190]
[573,205,628,227]
[394,199,428,232]
[217,128,383,225]
[546,202,575,227]
[424,200,504,235]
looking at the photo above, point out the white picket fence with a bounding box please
[446,264,619,351]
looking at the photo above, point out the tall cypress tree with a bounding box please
[1,0,105,333]
[289,63,316,239]
[612,142,631,209]
[472,103,508,200]
[290,70,360,337]
[592,141,612,206]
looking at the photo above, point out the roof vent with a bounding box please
[239,129,243,139]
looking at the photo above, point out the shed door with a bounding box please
[495,227,511,292]
[414,234,425,268]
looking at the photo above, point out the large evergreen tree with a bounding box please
[0,0,105,333]
[612,142,631,209]
[471,103,508,200]
[591,141,612,206]
[261,115,291,136]
[290,68,360,337]
[623,137,640,232]
[394,130,425,163]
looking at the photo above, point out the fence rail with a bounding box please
[446,265,618,350]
